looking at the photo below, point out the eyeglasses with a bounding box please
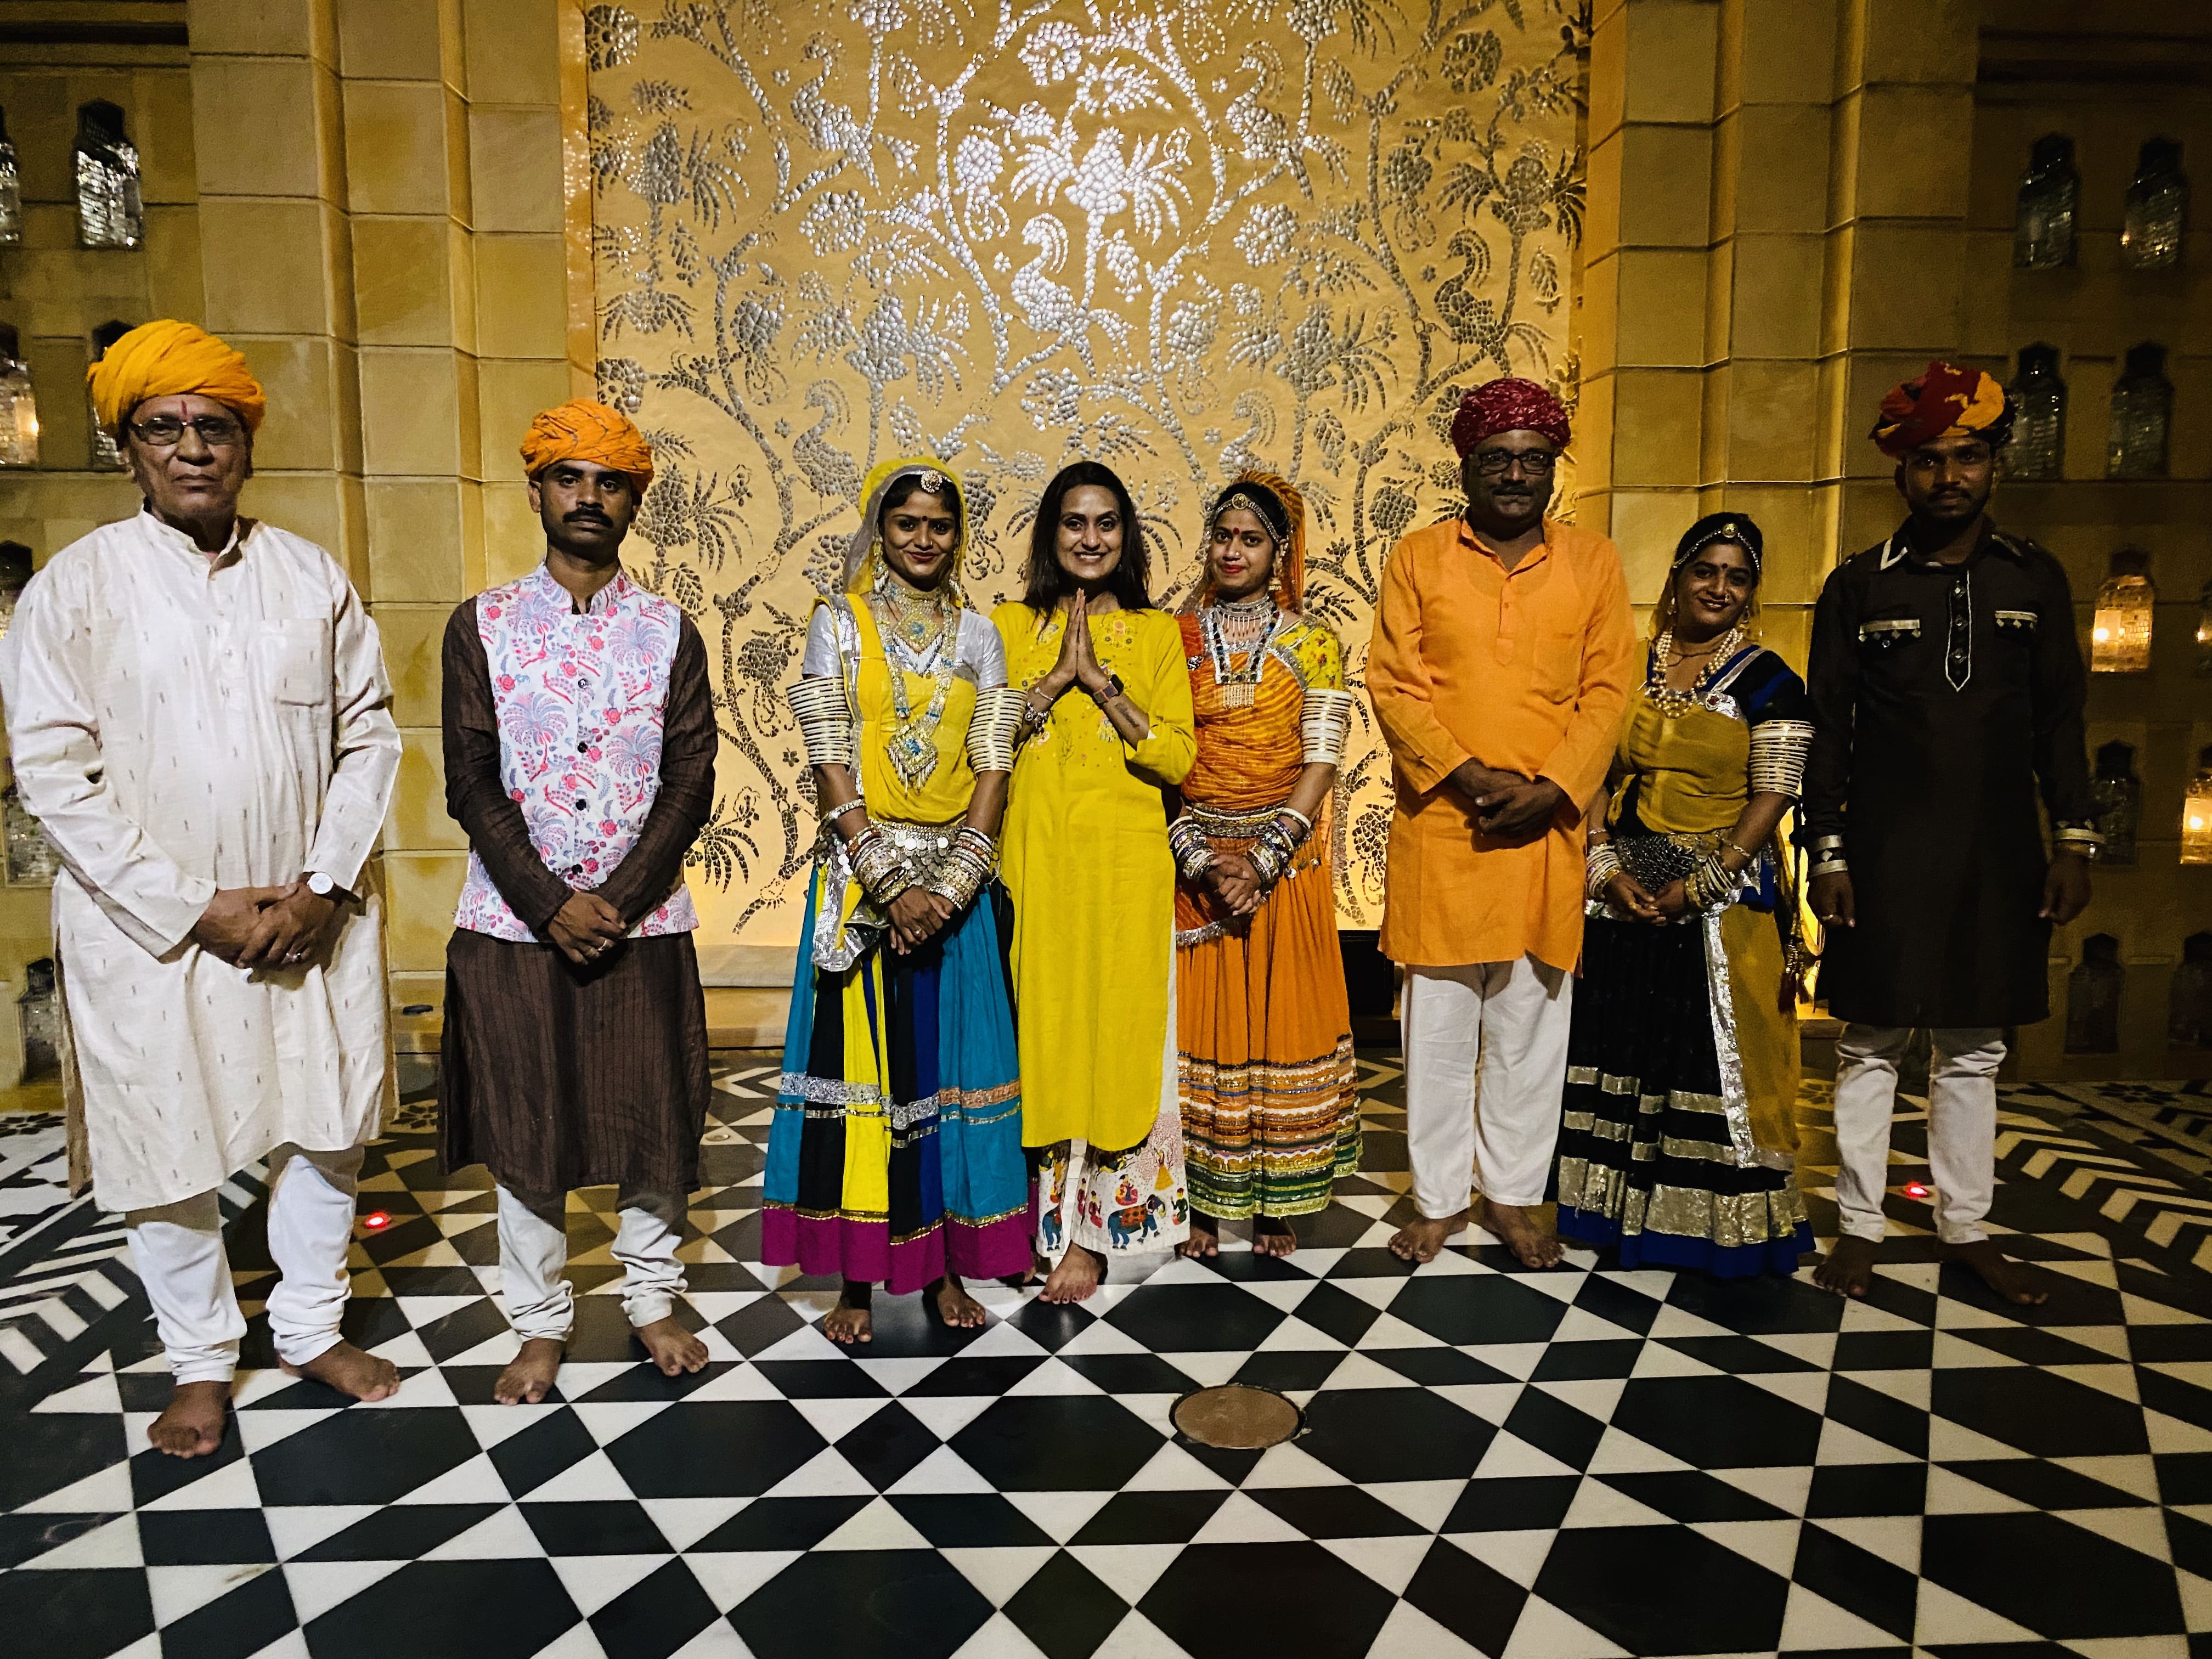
[1469,449,1559,479]
[129,414,246,450]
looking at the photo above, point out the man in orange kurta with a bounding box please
[1369,377,1636,1267]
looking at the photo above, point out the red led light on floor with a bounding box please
[1902,1182,1930,1199]
[362,1211,392,1230]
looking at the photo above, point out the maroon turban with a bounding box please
[1451,376,1571,456]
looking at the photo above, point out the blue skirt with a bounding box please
[763,870,1031,1293]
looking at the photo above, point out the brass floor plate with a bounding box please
[1171,1383,1303,1449]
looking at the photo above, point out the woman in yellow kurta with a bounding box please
[1170,474,1359,1257]
[1556,512,1815,1276]
[995,461,1197,1302]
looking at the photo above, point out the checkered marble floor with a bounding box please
[9,1056,2212,1659]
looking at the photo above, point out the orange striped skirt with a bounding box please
[1175,815,1359,1219]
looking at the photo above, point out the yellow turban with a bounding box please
[519,399,655,495]
[86,320,267,436]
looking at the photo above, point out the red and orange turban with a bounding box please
[1450,376,1571,455]
[520,399,655,495]
[1870,361,2012,460]
[86,320,267,435]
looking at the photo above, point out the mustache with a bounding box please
[564,508,612,524]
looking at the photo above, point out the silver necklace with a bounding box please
[1200,596,1282,708]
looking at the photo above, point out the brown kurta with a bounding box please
[437,594,716,1196]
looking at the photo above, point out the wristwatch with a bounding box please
[1090,672,1125,705]
[305,872,352,902]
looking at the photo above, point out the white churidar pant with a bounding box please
[1402,956,1575,1216]
[125,1143,364,1384]
[1832,1023,2005,1245]
[495,1184,687,1342]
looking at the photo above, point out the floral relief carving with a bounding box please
[590,0,1587,939]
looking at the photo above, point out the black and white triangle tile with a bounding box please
[11,1057,2212,1657]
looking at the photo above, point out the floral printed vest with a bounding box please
[453,564,699,941]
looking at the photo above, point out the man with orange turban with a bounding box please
[1803,360,2098,1307]
[438,398,717,1404]
[1368,376,1636,1269]
[0,320,403,1457]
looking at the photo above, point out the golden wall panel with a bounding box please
[586,0,1584,940]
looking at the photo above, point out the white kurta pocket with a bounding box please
[257,619,332,706]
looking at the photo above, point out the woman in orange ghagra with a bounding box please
[1171,473,1360,1257]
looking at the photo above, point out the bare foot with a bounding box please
[1254,1216,1297,1258]
[147,1379,229,1458]
[1482,1199,1562,1269]
[1040,1244,1105,1304]
[824,1283,873,1344]
[635,1316,709,1376]
[1812,1235,1879,1298]
[1178,1215,1220,1259]
[932,1276,988,1328]
[494,1336,565,1404]
[1389,1209,1465,1263]
[1942,1238,2049,1306]
[283,1341,400,1402]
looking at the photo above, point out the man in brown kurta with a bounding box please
[439,400,716,1403]
[1369,377,1637,1267]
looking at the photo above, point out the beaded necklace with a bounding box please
[1646,623,1747,718]
[1200,595,1283,708]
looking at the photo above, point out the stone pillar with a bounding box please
[187,0,363,579]
[1578,0,1720,618]
[180,0,581,1020]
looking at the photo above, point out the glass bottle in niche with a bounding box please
[2108,343,2172,479]
[2004,343,2067,481]
[2091,741,2141,867]
[2,777,58,884]
[16,958,58,1080]
[0,540,29,643]
[0,104,20,247]
[2091,548,2155,674]
[2121,138,2188,271]
[2065,934,2124,1054]
[2197,578,2212,678]
[2174,933,2212,1049]
[0,324,37,468]
[2015,133,2079,270]
[87,320,131,469]
[2185,746,2212,867]
[74,99,142,250]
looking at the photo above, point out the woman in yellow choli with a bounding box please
[994,461,1197,1302]
[771,460,1030,1342]
[1555,512,1816,1278]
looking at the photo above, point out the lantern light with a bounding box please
[2184,746,2212,868]
[2091,548,2156,674]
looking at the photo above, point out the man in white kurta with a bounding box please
[0,320,402,1456]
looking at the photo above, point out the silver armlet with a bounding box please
[1747,719,1813,800]
[787,675,855,771]
[1300,688,1355,767]
[967,686,1023,775]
